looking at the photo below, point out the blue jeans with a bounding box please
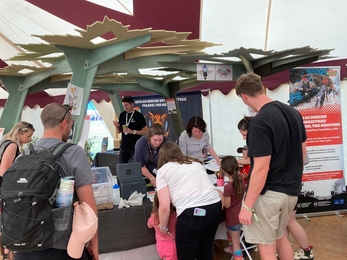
[175,201,225,260]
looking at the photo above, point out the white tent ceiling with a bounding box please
[201,0,347,60]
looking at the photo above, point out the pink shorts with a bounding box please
[157,240,177,260]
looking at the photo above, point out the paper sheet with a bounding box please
[203,159,220,171]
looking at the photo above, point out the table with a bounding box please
[93,152,119,176]
[97,198,156,254]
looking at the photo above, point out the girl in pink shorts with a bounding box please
[147,193,177,260]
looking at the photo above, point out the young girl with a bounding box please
[147,193,177,260]
[220,156,245,260]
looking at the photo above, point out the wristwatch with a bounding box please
[133,130,137,135]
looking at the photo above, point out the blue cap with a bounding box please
[113,183,120,189]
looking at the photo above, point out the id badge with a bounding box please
[193,208,206,216]
[153,168,158,174]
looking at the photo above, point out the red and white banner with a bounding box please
[289,67,346,214]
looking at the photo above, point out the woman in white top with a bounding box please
[179,116,220,165]
[156,141,224,260]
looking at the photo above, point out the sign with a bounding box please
[289,67,346,214]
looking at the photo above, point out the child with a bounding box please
[220,156,245,260]
[147,193,177,260]
[236,145,251,185]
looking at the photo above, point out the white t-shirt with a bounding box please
[156,161,220,216]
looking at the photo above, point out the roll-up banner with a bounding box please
[289,67,346,215]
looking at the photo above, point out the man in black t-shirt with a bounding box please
[114,96,148,163]
[235,73,307,260]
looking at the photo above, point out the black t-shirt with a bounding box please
[247,101,307,196]
[118,110,147,150]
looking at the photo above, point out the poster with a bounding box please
[196,64,215,81]
[133,92,203,143]
[63,83,84,116]
[196,64,233,81]
[289,67,346,214]
[215,65,233,81]
[166,98,177,114]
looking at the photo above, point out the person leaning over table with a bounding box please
[156,141,224,260]
[238,116,314,259]
[113,95,148,163]
[133,123,167,188]
[179,116,220,165]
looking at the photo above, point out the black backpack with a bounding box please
[0,142,74,252]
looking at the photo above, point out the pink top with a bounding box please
[148,211,177,241]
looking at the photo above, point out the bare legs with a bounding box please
[285,210,311,248]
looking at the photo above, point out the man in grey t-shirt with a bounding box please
[14,103,98,260]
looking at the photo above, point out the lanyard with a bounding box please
[147,141,157,165]
[126,111,135,126]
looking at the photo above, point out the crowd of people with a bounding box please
[0,72,314,260]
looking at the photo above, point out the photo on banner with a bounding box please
[133,92,203,143]
[289,67,346,214]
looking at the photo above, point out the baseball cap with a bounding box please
[237,145,248,154]
[67,202,98,259]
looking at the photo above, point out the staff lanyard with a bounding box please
[147,142,157,165]
[126,111,135,126]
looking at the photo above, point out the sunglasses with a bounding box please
[59,105,72,123]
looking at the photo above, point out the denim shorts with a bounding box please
[227,223,242,231]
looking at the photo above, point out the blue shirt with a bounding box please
[133,135,167,177]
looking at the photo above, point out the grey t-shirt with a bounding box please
[33,138,94,250]
[179,130,211,161]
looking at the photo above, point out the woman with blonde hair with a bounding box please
[0,121,35,177]
[0,121,35,259]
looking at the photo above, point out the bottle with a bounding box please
[56,176,75,207]
[113,184,120,206]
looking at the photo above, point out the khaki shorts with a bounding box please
[243,190,298,244]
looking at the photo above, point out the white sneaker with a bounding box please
[294,247,314,260]
[224,246,232,254]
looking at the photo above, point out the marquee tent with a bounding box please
[1,0,346,106]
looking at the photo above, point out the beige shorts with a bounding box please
[243,190,298,244]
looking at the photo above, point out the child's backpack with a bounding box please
[0,142,74,252]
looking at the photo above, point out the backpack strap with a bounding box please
[0,140,16,161]
[52,142,74,157]
[48,142,74,205]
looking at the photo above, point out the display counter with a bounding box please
[98,198,156,254]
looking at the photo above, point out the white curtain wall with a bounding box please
[202,80,347,175]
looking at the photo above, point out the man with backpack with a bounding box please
[12,103,98,260]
